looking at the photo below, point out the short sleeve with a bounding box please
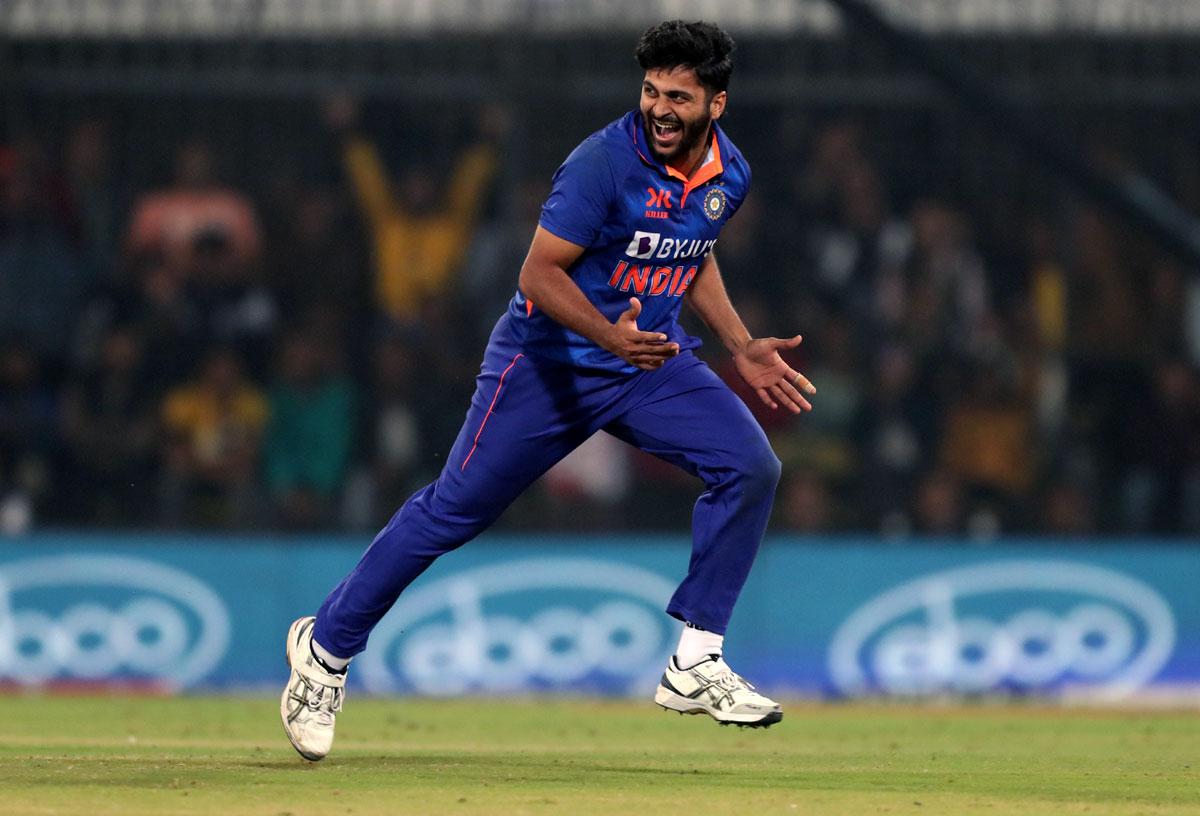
[538,138,618,248]
[726,160,752,221]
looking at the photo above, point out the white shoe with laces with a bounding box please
[654,654,782,728]
[281,616,345,761]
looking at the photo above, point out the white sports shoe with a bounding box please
[654,655,782,728]
[281,616,346,761]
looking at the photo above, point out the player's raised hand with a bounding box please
[605,297,680,371]
[733,335,816,413]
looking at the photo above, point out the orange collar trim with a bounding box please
[661,137,723,206]
[633,126,725,207]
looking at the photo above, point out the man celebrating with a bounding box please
[282,20,815,760]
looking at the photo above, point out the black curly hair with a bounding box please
[634,20,736,94]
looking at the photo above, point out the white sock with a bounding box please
[311,638,351,672]
[674,624,723,669]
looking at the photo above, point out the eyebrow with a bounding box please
[642,79,695,101]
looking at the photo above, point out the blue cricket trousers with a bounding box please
[313,314,781,657]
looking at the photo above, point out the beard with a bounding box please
[642,108,713,165]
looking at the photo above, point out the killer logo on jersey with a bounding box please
[702,187,727,221]
[645,187,673,220]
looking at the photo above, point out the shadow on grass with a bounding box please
[256,753,739,777]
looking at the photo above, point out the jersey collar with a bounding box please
[629,110,726,205]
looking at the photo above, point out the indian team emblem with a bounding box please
[702,187,727,221]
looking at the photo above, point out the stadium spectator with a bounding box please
[262,181,367,336]
[938,360,1034,527]
[63,119,124,274]
[1068,207,1145,364]
[265,331,357,529]
[1118,358,1200,534]
[799,123,912,337]
[3,43,1199,538]
[461,176,551,346]
[905,199,991,359]
[125,140,262,275]
[59,323,158,524]
[158,347,268,527]
[858,343,937,530]
[342,335,425,529]
[0,138,91,361]
[72,249,206,391]
[778,471,834,532]
[324,96,502,328]
[1041,480,1096,536]
[1024,215,1071,447]
[913,469,966,536]
[188,224,280,380]
[0,340,58,532]
[786,315,864,480]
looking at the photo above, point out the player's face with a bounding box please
[640,67,726,166]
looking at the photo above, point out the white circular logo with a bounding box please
[702,187,727,221]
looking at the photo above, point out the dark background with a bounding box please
[2,3,1199,538]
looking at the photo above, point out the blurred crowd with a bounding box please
[1,98,1199,538]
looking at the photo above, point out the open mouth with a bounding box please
[651,118,682,148]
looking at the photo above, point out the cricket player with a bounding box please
[282,20,816,760]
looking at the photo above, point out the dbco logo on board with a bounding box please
[357,559,677,695]
[0,555,231,687]
[827,560,1176,699]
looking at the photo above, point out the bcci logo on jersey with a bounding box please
[702,188,727,221]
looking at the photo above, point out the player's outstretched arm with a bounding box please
[685,253,816,413]
[518,226,680,370]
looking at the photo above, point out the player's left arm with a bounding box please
[684,252,816,413]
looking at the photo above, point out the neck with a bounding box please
[665,125,713,179]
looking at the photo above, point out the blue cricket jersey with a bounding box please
[506,110,752,373]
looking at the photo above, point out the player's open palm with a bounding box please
[734,335,815,414]
[607,297,680,371]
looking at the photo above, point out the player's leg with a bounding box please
[283,322,589,760]
[606,353,780,635]
[313,337,589,660]
[604,352,783,726]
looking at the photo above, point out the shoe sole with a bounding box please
[654,685,783,728]
[281,617,327,761]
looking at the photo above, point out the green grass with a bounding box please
[0,696,1195,815]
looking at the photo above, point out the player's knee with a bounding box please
[734,444,782,499]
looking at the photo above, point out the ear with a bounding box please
[709,90,727,120]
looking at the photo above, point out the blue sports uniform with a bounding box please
[314,111,781,658]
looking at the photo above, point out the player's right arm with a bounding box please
[518,226,680,370]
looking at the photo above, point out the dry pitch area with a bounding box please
[0,695,1195,815]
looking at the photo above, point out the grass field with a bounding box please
[0,695,1195,815]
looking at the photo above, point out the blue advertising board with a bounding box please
[0,533,1195,700]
